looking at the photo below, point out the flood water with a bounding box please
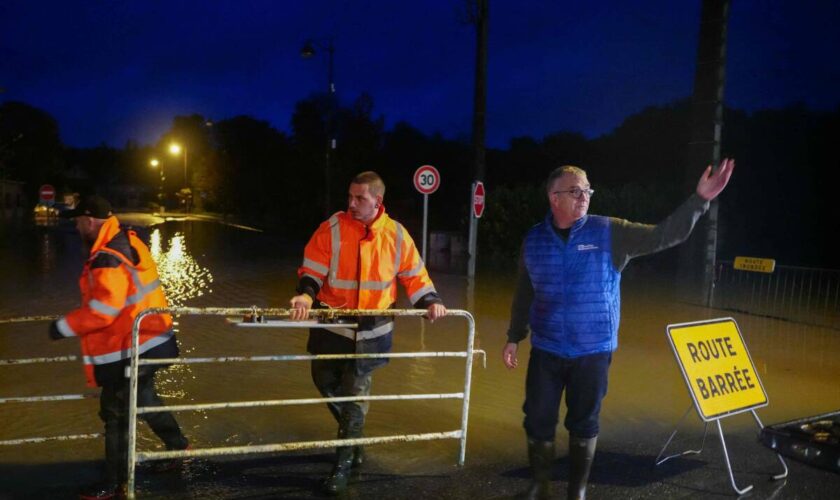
[1,217,839,499]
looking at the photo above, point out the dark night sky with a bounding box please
[2,0,838,149]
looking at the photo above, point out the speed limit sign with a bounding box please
[413,165,440,195]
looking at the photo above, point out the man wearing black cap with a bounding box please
[52,195,189,499]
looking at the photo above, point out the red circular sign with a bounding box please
[472,181,485,218]
[39,184,56,202]
[413,165,440,195]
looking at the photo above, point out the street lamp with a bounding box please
[301,37,336,217]
[168,143,188,188]
[149,157,162,181]
[149,158,165,208]
[169,142,192,212]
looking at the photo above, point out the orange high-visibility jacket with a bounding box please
[298,207,437,311]
[56,216,173,386]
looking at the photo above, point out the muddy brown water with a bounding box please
[1,218,839,498]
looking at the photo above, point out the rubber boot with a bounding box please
[567,436,597,500]
[517,438,554,500]
[78,482,125,500]
[103,417,128,487]
[322,446,355,495]
[352,445,365,469]
[146,444,192,473]
[323,411,364,495]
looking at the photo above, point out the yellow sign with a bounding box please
[733,256,776,273]
[667,318,767,421]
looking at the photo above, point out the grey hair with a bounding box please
[546,165,588,193]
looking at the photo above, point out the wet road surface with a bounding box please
[1,218,838,498]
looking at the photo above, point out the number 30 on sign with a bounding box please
[414,165,440,195]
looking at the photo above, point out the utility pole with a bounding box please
[467,0,488,278]
[678,0,731,306]
[325,38,336,218]
[301,38,336,218]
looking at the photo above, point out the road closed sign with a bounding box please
[666,318,767,421]
[733,256,776,273]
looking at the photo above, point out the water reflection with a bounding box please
[38,232,57,275]
[146,228,216,430]
[149,229,214,307]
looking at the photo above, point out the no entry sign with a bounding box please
[413,165,440,195]
[39,184,56,204]
[472,181,485,218]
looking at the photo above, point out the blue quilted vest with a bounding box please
[524,213,620,357]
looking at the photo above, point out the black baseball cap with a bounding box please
[61,195,113,219]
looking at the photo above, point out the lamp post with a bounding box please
[149,158,165,210]
[301,37,335,218]
[168,143,188,188]
[169,142,191,212]
[149,158,162,181]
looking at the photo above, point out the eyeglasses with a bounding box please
[552,187,594,199]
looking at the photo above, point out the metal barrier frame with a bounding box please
[127,307,482,498]
[0,316,104,447]
[713,260,840,330]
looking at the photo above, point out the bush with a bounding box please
[478,184,547,264]
[477,181,684,266]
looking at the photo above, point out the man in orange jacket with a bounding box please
[50,196,189,500]
[289,171,446,494]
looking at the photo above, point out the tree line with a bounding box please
[1,95,837,269]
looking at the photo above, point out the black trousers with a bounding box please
[98,372,188,484]
[311,358,374,439]
[523,348,612,441]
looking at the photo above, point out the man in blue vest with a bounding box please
[502,159,734,499]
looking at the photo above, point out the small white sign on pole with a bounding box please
[413,165,440,262]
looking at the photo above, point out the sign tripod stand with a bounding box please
[655,318,788,495]
[655,404,788,495]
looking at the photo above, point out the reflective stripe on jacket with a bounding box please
[525,213,621,357]
[56,216,173,386]
[298,206,437,312]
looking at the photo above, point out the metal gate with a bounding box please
[126,307,484,498]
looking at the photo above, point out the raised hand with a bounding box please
[696,158,734,201]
